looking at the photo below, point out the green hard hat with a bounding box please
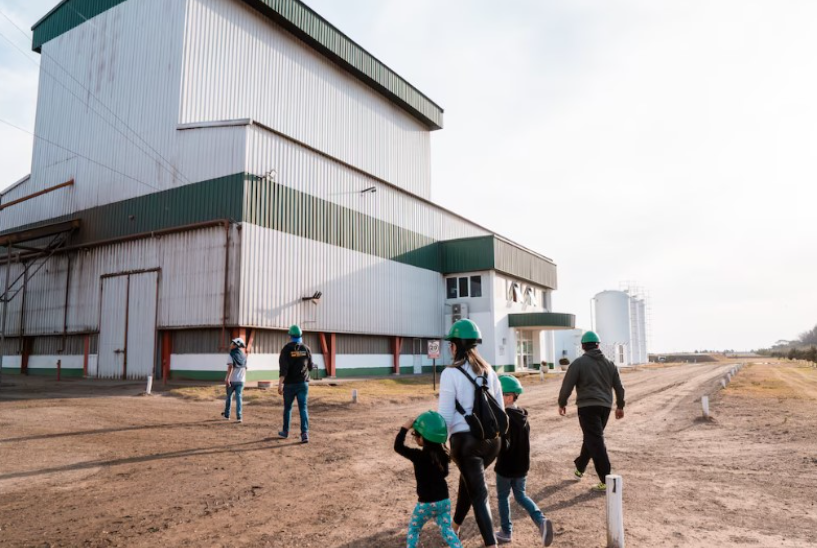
[499,375,524,395]
[445,319,482,343]
[413,411,448,444]
[581,331,600,344]
[288,325,302,337]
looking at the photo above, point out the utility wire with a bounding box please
[0,117,162,192]
[0,9,192,187]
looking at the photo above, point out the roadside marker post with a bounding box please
[145,375,153,395]
[351,389,358,403]
[606,474,625,548]
[701,395,710,418]
[721,378,727,389]
[428,340,441,391]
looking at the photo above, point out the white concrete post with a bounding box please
[701,395,709,418]
[721,378,727,389]
[351,389,358,403]
[539,368,545,382]
[145,375,153,395]
[606,474,625,548]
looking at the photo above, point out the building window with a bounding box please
[447,275,483,299]
[524,287,535,305]
[508,282,521,302]
[446,278,458,299]
[470,275,482,297]
[459,277,469,297]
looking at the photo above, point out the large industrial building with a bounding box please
[0,0,574,381]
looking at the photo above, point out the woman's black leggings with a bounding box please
[450,432,501,546]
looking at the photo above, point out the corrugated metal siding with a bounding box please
[32,0,444,131]
[239,224,443,337]
[400,338,429,355]
[0,338,22,355]
[494,238,558,290]
[183,0,433,198]
[0,226,237,335]
[11,0,247,234]
[440,237,495,274]
[32,0,129,50]
[245,126,487,242]
[171,329,224,353]
[249,329,320,355]
[335,334,390,355]
[243,0,443,129]
[29,334,97,355]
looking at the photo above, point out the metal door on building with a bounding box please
[96,271,159,379]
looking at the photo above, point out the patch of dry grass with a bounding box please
[727,362,817,400]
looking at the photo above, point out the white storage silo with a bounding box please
[593,290,632,365]
[636,298,648,363]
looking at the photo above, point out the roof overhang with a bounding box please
[0,219,80,249]
[508,312,576,330]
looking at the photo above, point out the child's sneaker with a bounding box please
[278,431,288,439]
[573,469,583,480]
[591,482,607,492]
[237,418,243,423]
[495,530,512,544]
[538,518,553,546]
[301,433,309,444]
[221,412,230,420]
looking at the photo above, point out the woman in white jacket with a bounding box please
[438,319,505,548]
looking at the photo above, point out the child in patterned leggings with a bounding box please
[395,412,462,548]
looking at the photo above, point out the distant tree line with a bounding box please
[758,323,817,366]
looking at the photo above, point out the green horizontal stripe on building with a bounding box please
[1,173,555,286]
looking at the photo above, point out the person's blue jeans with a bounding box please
[496,473,544,535]
[224,382,244,419]
[282,382,309,435]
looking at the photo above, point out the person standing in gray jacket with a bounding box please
[557,331,625,491]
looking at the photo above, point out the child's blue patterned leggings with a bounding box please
[407,498,462,548]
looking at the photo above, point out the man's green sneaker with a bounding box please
[591,482,607,492]
[573,469,583,480]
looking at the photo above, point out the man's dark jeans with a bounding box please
[574,405,612,483]
[282,382,309,436]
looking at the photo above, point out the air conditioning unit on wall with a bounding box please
[452,303,469,323]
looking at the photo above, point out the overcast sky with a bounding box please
[2,0,816,352]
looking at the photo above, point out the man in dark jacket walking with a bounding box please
[558,331,625,492]
[278,325,314,443]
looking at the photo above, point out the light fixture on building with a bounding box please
[302,291,322,305]
[360,186,376,194]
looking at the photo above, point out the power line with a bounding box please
[0,117,162,192]
[0,9,192,186]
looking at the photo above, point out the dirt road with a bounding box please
[1,362,815,547]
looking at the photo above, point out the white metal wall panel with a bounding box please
[239,224,443,337]
[0,226,237,336]
[97,275,128,379]
[246,125,489,242]
[0,263,27,337]
[4,0,247,233]
[125,271,159,379]
[182,0,432,198]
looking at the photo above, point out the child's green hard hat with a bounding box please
[412,411,448,444]
[288,325,302,337]
[499,375,524,394]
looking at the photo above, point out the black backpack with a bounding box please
[454,366,509,440]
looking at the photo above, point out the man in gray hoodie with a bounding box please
[558,331,625,491]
